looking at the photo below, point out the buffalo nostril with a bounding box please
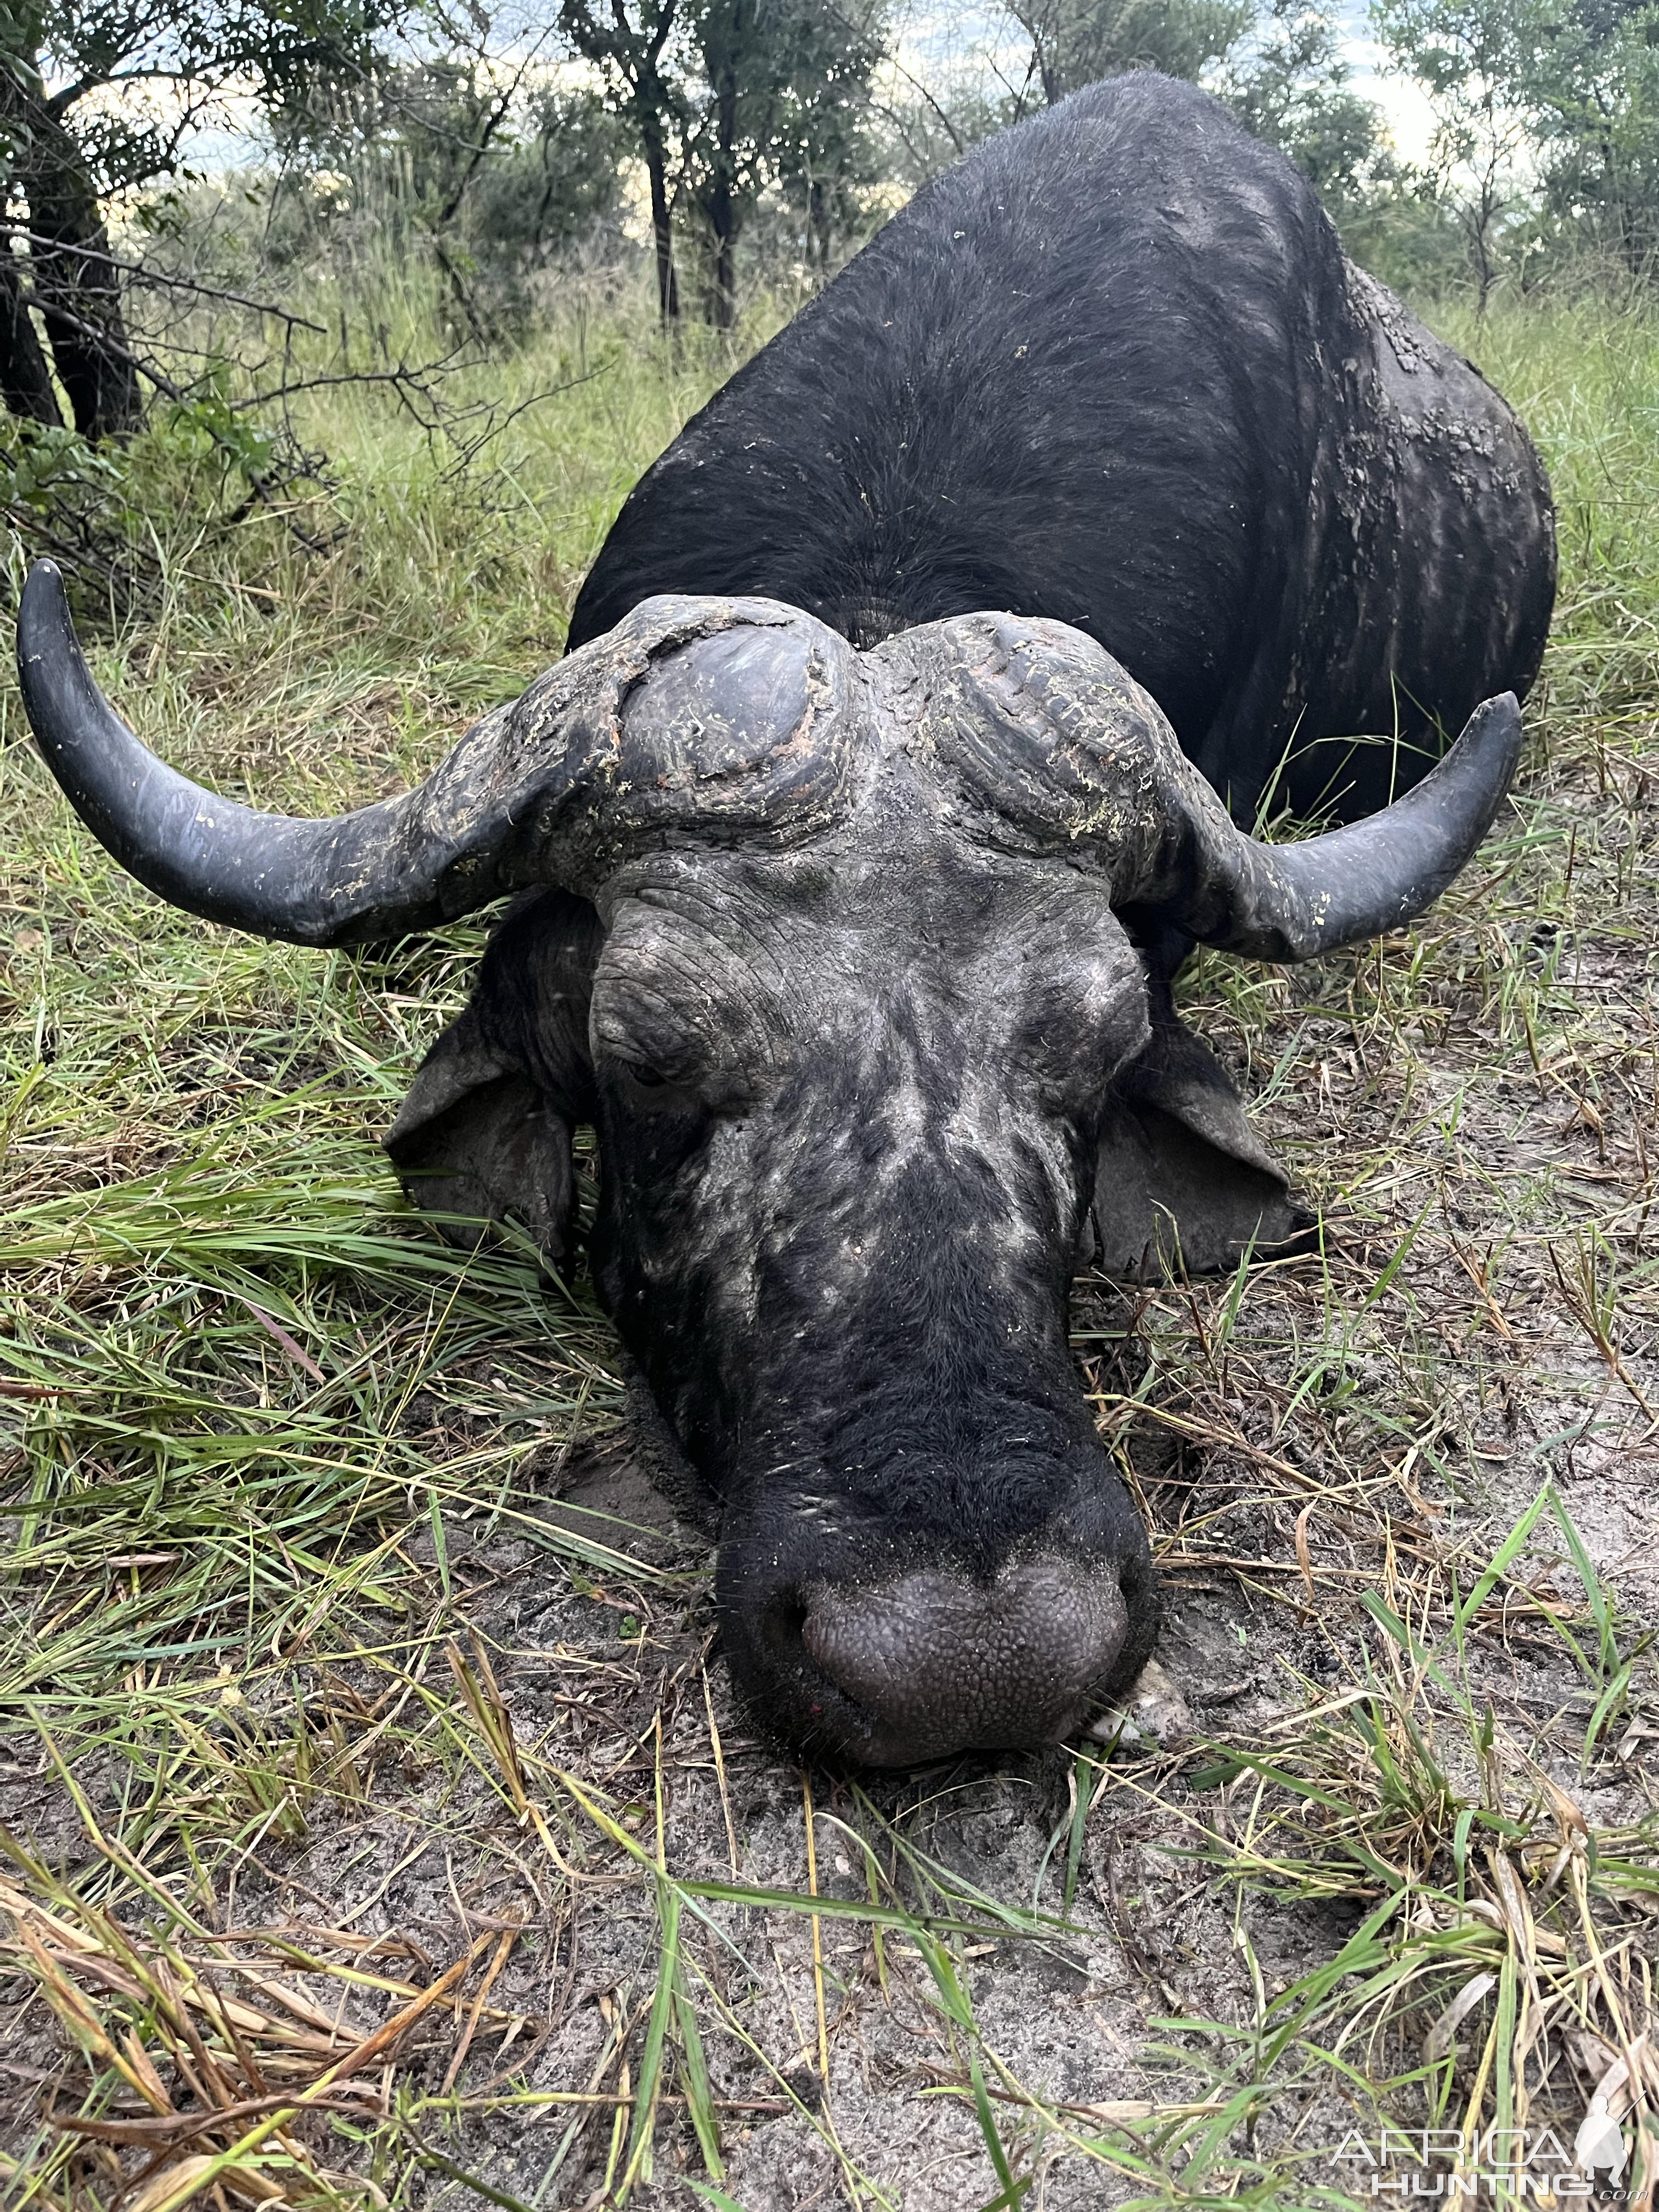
[799,1560,1128,1764]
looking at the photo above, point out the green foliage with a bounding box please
[467,84,627,263]
[1334,178,1471,298]
[4,0,393,200]
[371,66,622,254]
[267,63,627,331]
[1007,0,1254,104]
[156,369,281,484]
[556,0,885,324]
[1221,0,1392,210]
[0,412,113,520]
[1372,0,1659,295]
[680,0,885,314]
[0,0,415,444]
[0,372,292,603]
[1370,0,1539,301]
[1528,1,1659,272]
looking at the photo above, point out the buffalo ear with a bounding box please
[1087,982,1311,1280]
[383,890,601,1270]
[386,1022,576,1266]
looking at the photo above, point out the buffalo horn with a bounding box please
[930,616,1520,961]
[16,562,847,946]
[1164,695,1523,961]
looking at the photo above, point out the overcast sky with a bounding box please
[1336,0,1436,158]
[155,1,1440,183]
[888,1,1436,162]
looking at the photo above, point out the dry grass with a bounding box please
[0,283,1656,2211]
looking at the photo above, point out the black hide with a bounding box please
[567,74,1554,828]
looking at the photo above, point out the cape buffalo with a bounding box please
[17,74,1554,1768]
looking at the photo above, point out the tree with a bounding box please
[1002,0,1252,109]
[558,0,686,323]
[771,1,884,272]
[682,0,882,320]
[1372,0,1659,285]
[1370,0,1549,305]
[685,0,760,325]
[1222,0,1388,210]
[280,39,624,340]
[1526,0,1659,272]
[0,0,391,438]
[564,0,883,328]
[467,83,627,269]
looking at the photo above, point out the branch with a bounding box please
[850,22,965,156]
[434,33,552,230]
[18,292,188,402]
[226,358,467,417]
[433,366,606,482]
[0,226,329,333]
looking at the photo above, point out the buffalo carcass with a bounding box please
[18,78,1554,1769]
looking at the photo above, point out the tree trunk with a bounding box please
[30,138,142,437]
[711,207,735,329]
[640,108,679,326]
[708,22,740,329]
[0,57,140,439]
[0,238,62,426]
[1468,180,1497,315]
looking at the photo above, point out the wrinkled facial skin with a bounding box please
[586,791,1160,1764]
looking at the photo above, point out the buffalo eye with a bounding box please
[619,1057,670,1090]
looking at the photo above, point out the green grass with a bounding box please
[1,278,1656,2210]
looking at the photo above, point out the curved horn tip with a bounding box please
[16,562,82,725]
[17,558,109,789]
[18,557,72,667]
[1454,689,1523,777]
[1420,688,1524,848]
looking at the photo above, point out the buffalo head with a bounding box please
[18,565,1520,1764]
